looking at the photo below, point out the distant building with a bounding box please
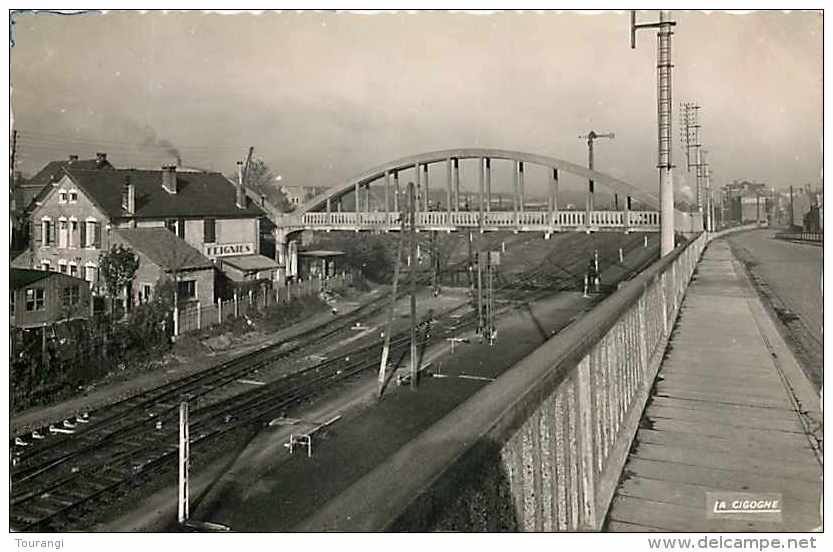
[280,185,329,208]
[722,180,770,224]
[11,268,91,328]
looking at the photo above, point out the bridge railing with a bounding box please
[774,231,822,244]
[297,231,710,532]
[300,210,662,231]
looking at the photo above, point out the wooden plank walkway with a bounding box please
[606,238,822,532]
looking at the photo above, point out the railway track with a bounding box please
[10,232,657,531]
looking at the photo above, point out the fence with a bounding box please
[296,225,760,531]
[774,231,822,244]
[174,272,354,337]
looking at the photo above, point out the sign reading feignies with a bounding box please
[204,242,254,258]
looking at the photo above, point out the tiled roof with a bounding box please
[10,268,51,289]
[114,228,214,272]
[21,158,114,211]
[221,254,280,272]
[66,167,266,220]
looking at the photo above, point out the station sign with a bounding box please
[204,242,254,258]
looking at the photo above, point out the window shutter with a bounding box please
[80,221,87,247]
[34,221,43,245]
[48,221,56,245]
[93,223,102,248]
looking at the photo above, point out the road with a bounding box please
[727,229,822,389]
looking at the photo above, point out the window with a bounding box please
[62,286,80,308]
[85,265,97,283]
[41,219,55,246]
[41,260,51,272]
[165,219,177,233]
[69,263,78,278]
[140,283,153,303]
[204,218,216,243]
[25,288,45,311]
[69,190,78,202]
[85,220,100,248]
[176,280,197,302]
[58,190,68,204]
[177,219,185,239]
[70,220,78,248]
[58,220,68,248]
[59,261,67,274]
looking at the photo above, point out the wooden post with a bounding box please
[196,301,201,330]
[408,181,418,390]
[234,293,239,317]
[217,298,222,324]
[178,401,190,525]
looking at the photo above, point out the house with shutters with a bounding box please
[15,162,276,303]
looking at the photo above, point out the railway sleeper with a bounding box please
[37,493,77,508]
[10,511,44,527]
[15,500,61,518]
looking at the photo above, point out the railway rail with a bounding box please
[10,232,657,531]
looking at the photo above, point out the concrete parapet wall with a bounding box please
[297,224,760,532]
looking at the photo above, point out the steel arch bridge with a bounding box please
[268,149,662,235]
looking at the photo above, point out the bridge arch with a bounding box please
[299,148,658,214]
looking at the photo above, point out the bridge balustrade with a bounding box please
[298,231,712,532]
[300,209,661,231]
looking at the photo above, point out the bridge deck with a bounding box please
[606,239,822,532]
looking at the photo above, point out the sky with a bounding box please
[10,10,823,200]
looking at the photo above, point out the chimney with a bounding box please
[162,165,178,194]
[236,161,246,209]
[95,152,107,168]
[122,176,135,214]
[68,155,79,163]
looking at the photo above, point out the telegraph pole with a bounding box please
[789,185,795,228]
[680,102,704,220]
[579,131,615,220]
[702,149,713,231]
[632,10,676,256]
[377,199,406,398]
[408,182,418,390]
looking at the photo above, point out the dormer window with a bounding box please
[69,190,78,202]
[58,190,68,204]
